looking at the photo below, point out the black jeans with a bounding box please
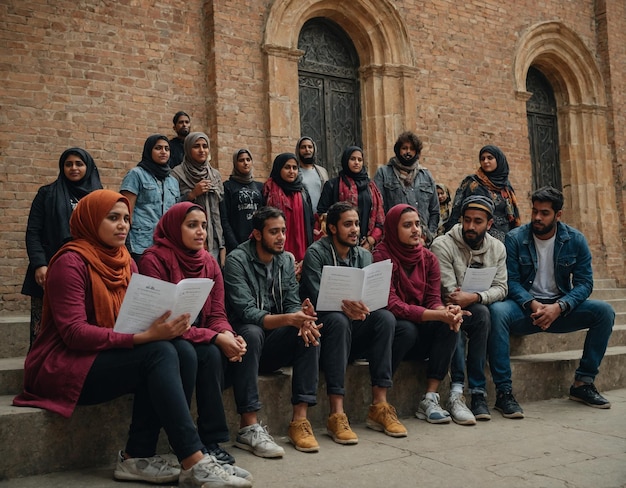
[319,309,397,396]
[394,319,458,381]
[233,323,320,412]
[78,339,204,461]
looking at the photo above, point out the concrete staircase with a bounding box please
[1,277,625,480]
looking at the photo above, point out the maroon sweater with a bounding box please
[13,252,136,418]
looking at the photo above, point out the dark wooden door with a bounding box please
[526,67,562,191]
[298,18,361,177]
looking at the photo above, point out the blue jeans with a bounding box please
[488,299,614,392]
[78,339,204,461]
[450,303,490,394]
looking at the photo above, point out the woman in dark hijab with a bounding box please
[120,134,180,262]
[317,146,385,251]
[444,145,521,241]
[22,147,102,346]
[263,152,314,268]
[220,149,265,253]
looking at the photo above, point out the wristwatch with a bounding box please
[557,300,568,315]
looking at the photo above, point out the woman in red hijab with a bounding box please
[263,153,314,276]
[140,202,247,465]
[373,204,466,425]
[13,190,251,487]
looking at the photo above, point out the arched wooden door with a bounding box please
[526,66,562,191]
[298,18,361,177]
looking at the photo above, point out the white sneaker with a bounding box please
[234,423,285,458]
[415,392,451,424]
[222,463,254,483]
[178,454,252,488]
[447,392,477,425]
[113,450,180,483]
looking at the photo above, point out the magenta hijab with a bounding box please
[148,201,210,282]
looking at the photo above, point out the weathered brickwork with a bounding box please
[1,0,624,312]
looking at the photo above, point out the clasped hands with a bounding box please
[294,298,322,347]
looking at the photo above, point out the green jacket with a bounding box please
[300,236,372,308]
[224,239,301,327]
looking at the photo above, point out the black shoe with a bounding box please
[206,443,236,465]
[471,393,491,421]
[569,383,611,409]
[494,390,524,419]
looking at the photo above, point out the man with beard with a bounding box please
[300,201,409,446]
[295,136,328,213]
[169,111,190,168]
[431,196,508,424]
[223,206,322,454]
[488,186,614,418]
[374,131,439,239]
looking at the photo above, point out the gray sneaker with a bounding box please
[234,423,285,458]
[222,463,254,483]
[178,454,252,488]
[113,450,180,483]
[416,392,451,424]
[446,392,476,426]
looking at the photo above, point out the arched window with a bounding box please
[298,18,361,177]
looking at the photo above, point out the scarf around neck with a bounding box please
[41,189,132,330]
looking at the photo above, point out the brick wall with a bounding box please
[1,0,624,312]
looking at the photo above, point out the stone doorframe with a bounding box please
[263,0,418,171]
[513,21,624,280]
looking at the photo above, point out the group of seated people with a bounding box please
[16,116,615,487]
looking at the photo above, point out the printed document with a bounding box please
[461,266,497,293]
[315,259,392,312]
[114,273,214,334]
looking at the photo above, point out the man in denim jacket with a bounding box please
[488,186,614,418]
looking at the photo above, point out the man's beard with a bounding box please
[300,155,315,165]
[532,220,556,237]
[261,238,283,255]
[177,127,190,138]
[462,228,487,249]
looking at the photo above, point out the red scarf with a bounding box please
[337,176,385,243]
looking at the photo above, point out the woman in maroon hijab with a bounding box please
[140,202,247,466]
[373,203,466,424]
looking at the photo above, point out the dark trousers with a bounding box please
[450,303,490,393]
[78,339,204,461]
[394,319,458,381]
[319,309,396,396]
[233,323,320,412]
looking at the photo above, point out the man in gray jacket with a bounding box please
[374,131,439,237]
[431,195,507,424]
[224,206,322,455]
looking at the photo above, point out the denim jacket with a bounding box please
[120,167,179,255]
[373,160,440,235]
[505,221,593,314]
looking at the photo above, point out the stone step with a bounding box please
[2,344,626,480]
[603,298,626,313]
[0,316,28,359]
[0,358,23,396]
[593,278,617,288]
[590,287,626,300]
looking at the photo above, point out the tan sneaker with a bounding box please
[366,402,408,437]
[326,413,359,445]
[288,419,320,452]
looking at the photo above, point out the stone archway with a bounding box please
[513,21,623,280]
[263,0,418,171]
